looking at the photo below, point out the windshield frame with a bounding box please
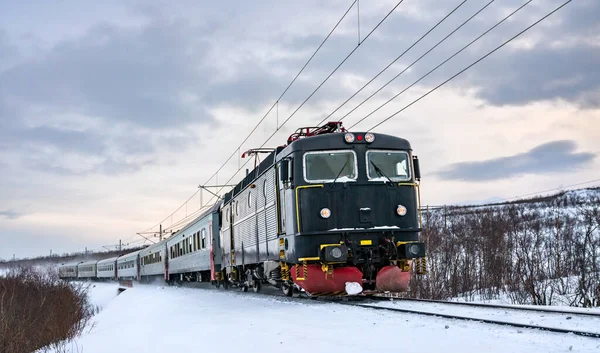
[365,149,412,182]
[302,149,358,184]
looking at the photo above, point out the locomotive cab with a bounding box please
[277,130,426,294]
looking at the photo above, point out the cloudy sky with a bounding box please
[1,0,598,259]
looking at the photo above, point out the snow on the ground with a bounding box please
[368,300,600,334]
[48,283,600,353]
[81,282,120,310]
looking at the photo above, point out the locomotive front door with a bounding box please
[275,162,286,235]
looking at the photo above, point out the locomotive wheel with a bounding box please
[222,279,229,290]
[214,280,221,289]
[253,281,261,293]
[241,284,249,292]
[282,283,293,297]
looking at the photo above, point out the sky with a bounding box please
[0,0,598,259]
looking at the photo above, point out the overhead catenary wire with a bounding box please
[274,0,407,134]
[315,0,476,127]
[147,0,410,235]
[364,0,572,132]
[348,0,534,130]
[340,0,498,127]
[140,0,358,235]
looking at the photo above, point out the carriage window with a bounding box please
[303,150,357,183]
[201,229,206,249]
[366,150,411,181]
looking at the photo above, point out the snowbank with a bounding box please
[49,284,600,353]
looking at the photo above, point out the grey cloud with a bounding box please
[0,209,23,220]
[0,21,215,128]
[436,140,596,181]
[339,0,600,109]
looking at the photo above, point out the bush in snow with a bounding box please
[410,188,600,307]
[0,267,94,353]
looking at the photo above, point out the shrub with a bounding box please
[0,267,93,353]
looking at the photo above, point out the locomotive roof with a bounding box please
[223,132,412,203]
[278,131,412,156]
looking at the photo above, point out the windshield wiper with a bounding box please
[370,161,393,184]
[332,158,350,185]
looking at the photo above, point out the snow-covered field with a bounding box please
[50,283,600,353]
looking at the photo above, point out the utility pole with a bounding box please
[85,247,88,256]
[119,239,122,252]
[160,224,163,241]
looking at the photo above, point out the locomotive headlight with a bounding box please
[396,205,407,216]
[365,133,375,143]
[409,244,421,256]
[344,133,355,143]
[321,244,348,263]
[331,247,343,259]
[320,208,331,219]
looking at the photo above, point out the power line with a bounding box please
[341,0,496,126]
[348,0,533,130]
[315,0,475,127]
[147,0,410,234]
[197,0,359,194]
[275,0,407,133]
[501,178,600,202]
[139,1,358,235]
[365,0,572,132]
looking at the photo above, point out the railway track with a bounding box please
[370,297,600,317]
[331,297,600,339]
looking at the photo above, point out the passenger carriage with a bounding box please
[97,256,118,280]
[58,263,79,279]
[139,239,168,282]
[116,250,141,281]
[165,202,222,284]
[77,260,98,279]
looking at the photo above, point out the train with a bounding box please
[59,122,427,296]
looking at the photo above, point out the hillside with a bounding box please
[412,187,600,307]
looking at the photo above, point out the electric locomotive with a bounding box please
[218,122,426,296]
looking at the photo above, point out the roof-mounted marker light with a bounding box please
[356,134,363,141]
[365,133,375,143]
[344,133,355,143]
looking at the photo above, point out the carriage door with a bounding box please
[276,158,291,235]
[229,203,236,269]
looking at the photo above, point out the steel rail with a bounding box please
[334,301,600,339]
[370,297,600,318]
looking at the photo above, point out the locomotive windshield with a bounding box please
[366,150,411,181]
[304,150,357,183]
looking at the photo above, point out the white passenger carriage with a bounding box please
[139,239,168,281]
[166,202,222,283]
[58,263,79,279]
[97,256,118,280]
[77,260,98,279]
[117,250,141,281]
